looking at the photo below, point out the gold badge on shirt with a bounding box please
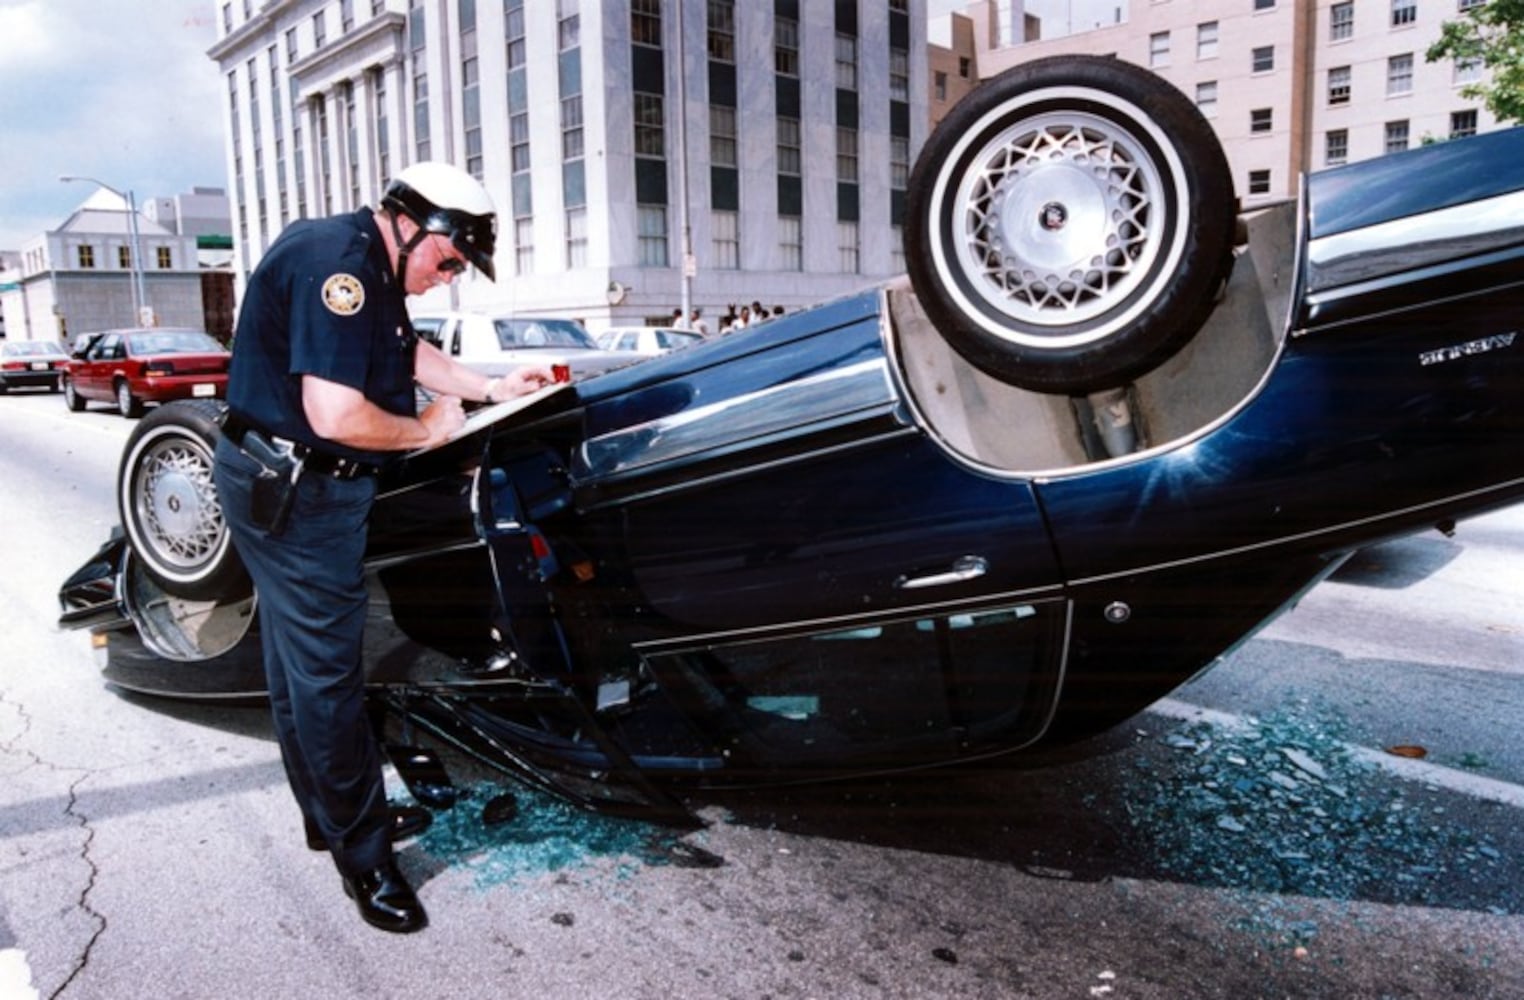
[322,273,365,316]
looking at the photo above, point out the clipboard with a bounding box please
[407,381,576,457]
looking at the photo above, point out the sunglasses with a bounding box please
[433,235,468,275]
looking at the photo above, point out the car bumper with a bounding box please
[0,370,63,388]
[135,375,229,401]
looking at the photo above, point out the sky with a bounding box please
[0,0,225,251]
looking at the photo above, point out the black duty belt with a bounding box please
[221,410,382,480]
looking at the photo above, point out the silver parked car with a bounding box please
[0,340,70,393]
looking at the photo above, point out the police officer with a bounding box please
[212,162,553,933]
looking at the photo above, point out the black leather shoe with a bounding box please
[342,860,428,934]
[305,805,433,851]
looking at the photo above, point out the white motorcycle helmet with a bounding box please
[382,162,498,281]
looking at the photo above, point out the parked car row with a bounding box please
[12,312,685,419]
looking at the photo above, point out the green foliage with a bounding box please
[1427,0,1524,125]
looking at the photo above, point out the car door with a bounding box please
[80,333,121,398]
[567,293,1068,767]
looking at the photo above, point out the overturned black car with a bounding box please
[60,58,1524,825]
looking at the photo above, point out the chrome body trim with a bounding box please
[1306,189,1524,293]
[574,358,901,482]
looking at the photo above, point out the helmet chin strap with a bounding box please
[388,209,429,288]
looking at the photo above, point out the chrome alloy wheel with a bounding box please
[130,432,225,576]
[949,109,1172,349]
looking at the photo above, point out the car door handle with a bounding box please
[894,555,989,590]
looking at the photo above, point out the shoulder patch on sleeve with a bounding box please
[322,273,365,316]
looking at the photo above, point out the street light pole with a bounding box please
[60,174,151,326]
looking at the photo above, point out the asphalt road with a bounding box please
[1,390,1521,999]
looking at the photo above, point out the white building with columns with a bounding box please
[207,0,928,328]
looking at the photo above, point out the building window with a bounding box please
[285,26,297,59]
[1150,31,1170,68]
[1330,2,1354,41]
[341,0,354,31]
[934,71,947,102]
[562,95,584,159]
[514,216,533,275]
[890,135,910,190]
[707,1,734,62]
[119,246,132,269]
[1196,80,1218,116]
[635,93,665,157]
[632,0,661,47]
[775,16,799,76]
[461,5,481,178]
[78,245,95,269]
[889,48,909,102]
[1197,21,1218,60]
[1458,0,1485,9]
[711,105,737,167]
[836,34,857,90]
[157,246,172,269]
[1326,129,1349,166]
[1387,53,1414,95]
[1455,57,1483,85]
[222,3,232,32]
[1328,66,1351,105]
[638,204,668,267]
[1252,45,1274,73]
[780,215,802,272]
[837,220,859,274]
[312,10,325,48]
[558,0,579,48]
[410,0,429,161]
[372,67,390,188]
[1451,109,1478,138]
[1248,169,1271,195]
[506,0,526,67]
[1385,119,1410,153]
[712,209,739,270]
[1254,0,1276,9]
[958,56,971,78]
[777,116,801,175]
[565,206,587,268]
[836,127,858,183]
[1391,0,1416,27]
[1251,107,1273,133]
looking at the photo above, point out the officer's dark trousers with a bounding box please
[213,436,390,876]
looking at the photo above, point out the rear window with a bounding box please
[2,341,65,357]
[131,331,224,355]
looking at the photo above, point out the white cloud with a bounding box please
[0,0,225,250]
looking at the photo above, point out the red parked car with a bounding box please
[63,328,230,418]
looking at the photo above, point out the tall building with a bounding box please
[208,0,928,327]
[937,0,1498,209]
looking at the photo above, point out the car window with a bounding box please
[411,317,446,348]
[658,331,700,350]
[89,334,120,361]
[131,331,223,354]
[493,318,594,350]
[3,341,63,357]
[618,332,639,351]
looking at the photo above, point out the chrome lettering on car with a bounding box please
[1419,331,1517,367]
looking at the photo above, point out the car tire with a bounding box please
[118,400,249,602]
[116,379,144,418]
[904,54,1237,395]
[63,377,86,412]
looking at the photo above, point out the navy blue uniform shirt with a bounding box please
[226,209,416,463]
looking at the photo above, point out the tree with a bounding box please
[1427,0,1524,125]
